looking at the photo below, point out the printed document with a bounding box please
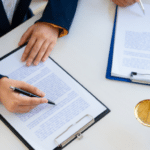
[112,3,150,78]
[0,46,107,150]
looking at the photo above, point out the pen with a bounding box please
[138,0,145,14]
[10,86,55,105]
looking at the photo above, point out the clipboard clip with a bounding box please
[130,72,150,84]
[54,114,95,148]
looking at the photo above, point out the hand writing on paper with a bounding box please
[0,77,48,113]
[18,22,59,66]
[112,0,139,7]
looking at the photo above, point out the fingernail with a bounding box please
[42,98,48,103]
[34,61,38,66]
[42,58,47,62]
[26,62,31,66]
[40,91,45,96]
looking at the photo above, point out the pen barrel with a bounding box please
[14,88,40,98]
[29,93,40,98]
[14,87,55,105]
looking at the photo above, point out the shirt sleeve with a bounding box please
[50,23,68,37]
[36,0,78,37]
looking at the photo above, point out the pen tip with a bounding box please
[47,100,56,105]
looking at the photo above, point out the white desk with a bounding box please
[0,0,150,150]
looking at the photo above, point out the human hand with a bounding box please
[19,22,59,66]
[112,0,139,7]
[0,77,48,113]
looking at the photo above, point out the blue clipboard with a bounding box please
[106,6,150,85]
[106,6,131,82]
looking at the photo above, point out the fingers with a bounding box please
[6,95,47,113]
[17,95,48,106]
[21,37,36,62]
[23,40,56,66]
[0,78,48,114]
[19,26,34,46]
[126,0,136,6]
[26,39,44,66]
[112,0,125,7]
[15,105,37,113]
[112,0,137,7]
[20,23,59,66]
[42,43,55,62]
[33,40,50,65]
[17,81,45,97]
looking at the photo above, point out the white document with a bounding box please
[111,3,150,78]
[0,46,107,150]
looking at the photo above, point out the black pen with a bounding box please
[10,86,55,105]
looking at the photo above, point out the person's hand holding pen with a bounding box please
[112,0,139,7]
[0,77,48,113]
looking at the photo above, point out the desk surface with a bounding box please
[0,0,150,150]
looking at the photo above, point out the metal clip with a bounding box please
[54,114,94,148]
[130,72,150,84]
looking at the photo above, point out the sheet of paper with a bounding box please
[111,3,150,78]
[0,46,107,150]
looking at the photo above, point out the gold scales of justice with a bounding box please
[134,100,150,127]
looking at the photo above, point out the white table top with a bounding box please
[0,0,150,150]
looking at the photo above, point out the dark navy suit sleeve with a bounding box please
[0,74,5,79]
[36,0,78,32]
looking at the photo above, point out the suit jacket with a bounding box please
[0,0,78,79]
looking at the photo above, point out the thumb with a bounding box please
[18,25,33,46]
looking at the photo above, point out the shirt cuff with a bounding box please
[50,23,68,38]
